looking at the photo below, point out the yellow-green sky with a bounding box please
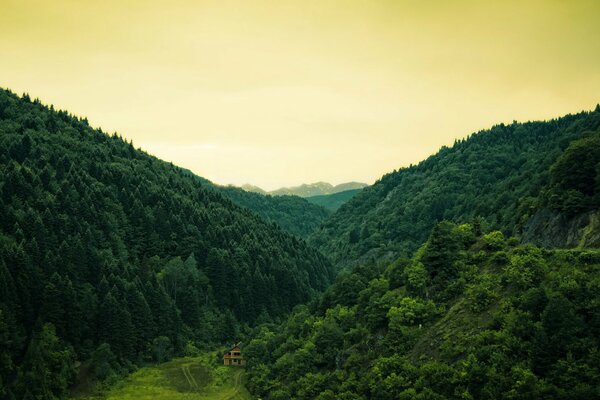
[1,0,599,190]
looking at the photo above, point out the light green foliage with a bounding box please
[503,247,548,289]
[184,341,201,357]
[403,262,429,297]
[465,273,499,312]
[359,279,402,329]
[388,297,438,328]
[79,354,251,400]
[246,223,600,399]
[483,231,505,251]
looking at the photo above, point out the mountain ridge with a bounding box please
[305,188,363,211]
[309,107,600,266]
[0,88,334,399]
[241,181,368,197]
[172,170,332,239]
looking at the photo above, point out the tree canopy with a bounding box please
[0,88,334,398]
[310,109,600,266]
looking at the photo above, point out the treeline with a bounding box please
[173,172,333,239]
[0,89,334,399]
[540,130,600,214]
[310,107,600,265]
[217,186,331,239]
[245,222,600,399]
[305,189,363,212]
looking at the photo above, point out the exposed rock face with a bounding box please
[522,208,600,248]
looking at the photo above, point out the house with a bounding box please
[223,343,246,366]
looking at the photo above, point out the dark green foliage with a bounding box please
[151,336,173,363]
[0,88,334,398]
[544,130,600,213]
[18,323,76,400]
[305,189,363,212]
[310,109,600,265]
[217,186,331,238]
[90,344,118,381]
[420,222,475,292]
[246,223,600,399]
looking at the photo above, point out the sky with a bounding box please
[1,0,599,190]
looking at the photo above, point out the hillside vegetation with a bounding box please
[217,186,331,238]
[244,107,600,399]
[310,108,600,265]
[0,89,334,399]
[2,85,600,400]
[246,223,600,399]
[172,172,332,239]
[306,189,363,212]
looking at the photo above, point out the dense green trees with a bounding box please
[0,89,334,398]
[305,189,363,212]
[2,87,599,399]
[19,323,76,400]
[246,223,600,399]
[310,108,600,266]
[217,186,331,239]
[544,130,600,213]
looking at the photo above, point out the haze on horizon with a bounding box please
[1,0,599,191]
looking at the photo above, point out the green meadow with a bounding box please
[78,354,252,400]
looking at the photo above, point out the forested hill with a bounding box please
[246,224,600,399]
[215,186,331,239]
[161,169,331,239]
[310,107,600,265]
[0,89,333,399]
[306,188,363,212]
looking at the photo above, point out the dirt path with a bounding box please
[181,364,199,390]
[217,369,243,400]
[80,355,251,400]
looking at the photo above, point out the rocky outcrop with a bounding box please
[521,208,600,248]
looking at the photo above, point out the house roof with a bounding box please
[223,342,243,355]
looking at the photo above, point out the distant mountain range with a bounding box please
[241,181,368,197]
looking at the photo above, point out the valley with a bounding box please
[1,89,599,399]
[2,1,599,398]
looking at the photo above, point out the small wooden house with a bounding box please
[223,343,245,366]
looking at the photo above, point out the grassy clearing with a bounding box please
[76,353,252,400]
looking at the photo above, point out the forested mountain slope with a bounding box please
[216,186,331,239]
[173,171,332,239]
[246,223,600,399]
[0,89,334,399]
[310,108,600,265]
[306,188,363,212]
[521,129,600,248]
